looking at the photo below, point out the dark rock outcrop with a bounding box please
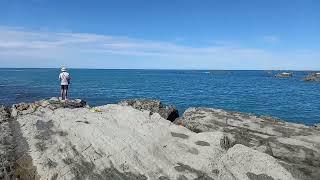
[174,107,320,180]
[0,106,15,179]
[11,97,87,117]
[303,73,320,82]
[119,99,179,121]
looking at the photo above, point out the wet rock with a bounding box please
[175,107,320,179]
[119,99,179,121]
[303,72,320,82]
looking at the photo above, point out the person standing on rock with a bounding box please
[59,67,71,100]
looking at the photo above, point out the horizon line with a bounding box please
[0,67,319,71]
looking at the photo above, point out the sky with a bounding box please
[0,0,319,70]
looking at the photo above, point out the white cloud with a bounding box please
[0,26,264,58]
[0,26,319,70]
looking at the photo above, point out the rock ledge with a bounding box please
[174,107,320,180]
[119,99,179,121]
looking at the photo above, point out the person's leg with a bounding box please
[65,85,68,100]
[60,86,64,100]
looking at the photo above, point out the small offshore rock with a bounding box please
[275,72,293,78]
[303,72,320,82]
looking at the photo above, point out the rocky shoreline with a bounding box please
[0,98,319,180]
[174,107,320,180]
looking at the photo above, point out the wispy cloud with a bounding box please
[0,26,265,57]
[0,26,319,70]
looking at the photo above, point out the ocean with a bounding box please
[0,68,319,125]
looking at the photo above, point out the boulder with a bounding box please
[218,144,295,180]
[303,73,320,82]
[174,107,320,180]
[119,99,179,122]
[1,99,297,179]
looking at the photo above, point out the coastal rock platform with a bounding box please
[174,107,320,180]
[0,98,319,179]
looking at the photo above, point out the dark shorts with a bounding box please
[61,85,69,90]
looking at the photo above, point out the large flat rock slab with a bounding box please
[4,99,297,180]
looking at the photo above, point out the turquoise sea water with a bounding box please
[0,68,319,125]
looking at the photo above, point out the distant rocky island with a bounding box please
[272,71,320,82]
[1,98,319,180]
[303,72,320,82]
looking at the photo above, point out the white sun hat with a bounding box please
[61,67,67,72]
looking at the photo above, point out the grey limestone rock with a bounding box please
[175,107,320,180]
[0,99,298,179]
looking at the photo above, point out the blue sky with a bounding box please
[0,0,319,69]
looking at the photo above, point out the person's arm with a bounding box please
[67,75,71,84]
